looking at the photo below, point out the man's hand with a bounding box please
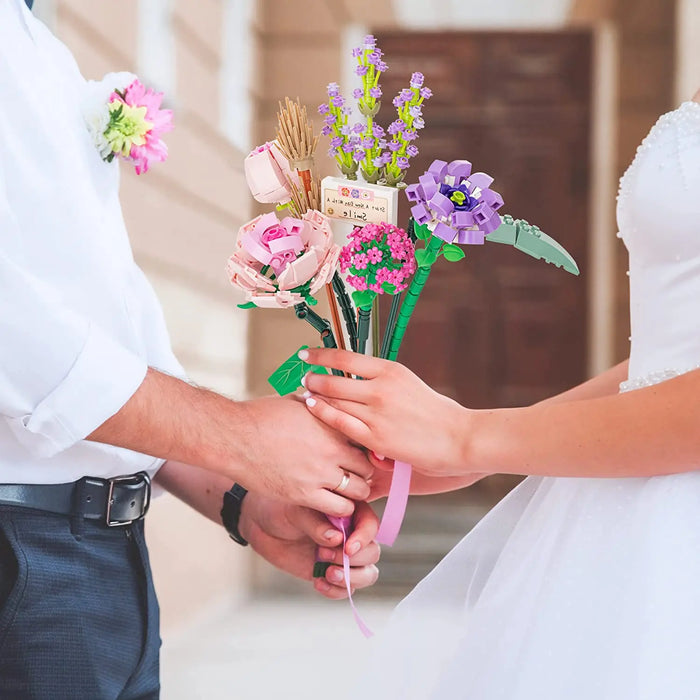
[240,493,381,599]
[88,369,374,517]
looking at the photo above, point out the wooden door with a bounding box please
[373,30,592,592]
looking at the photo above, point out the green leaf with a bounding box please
[442,244,466,262]
[381,282,398,295]
[413,223,432,241]
[351,289,376,308]
[415,248,438,268]
[267,345,329,396]
[237,302,257,310]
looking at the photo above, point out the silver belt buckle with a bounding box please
[105,472,151,527]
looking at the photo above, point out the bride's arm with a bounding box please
[300,349,699,480]
[536,359,629,405]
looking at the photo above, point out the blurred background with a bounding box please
[29,0,699,696]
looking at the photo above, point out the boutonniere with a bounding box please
[83,72,173,175]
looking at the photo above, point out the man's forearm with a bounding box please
[88,368,253,484]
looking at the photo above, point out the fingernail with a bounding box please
[301,373,308,388]
[329,568,344,583]
[305,397,317,408]
[323,529,338,541]
[347,541,361,556]
[302,390,311,399]
[298,349,310,361]
[317,547,335,561]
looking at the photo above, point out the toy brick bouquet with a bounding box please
[227,35,578,634]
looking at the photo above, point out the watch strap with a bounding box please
[221,483,249,546]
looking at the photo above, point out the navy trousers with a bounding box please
[0,506,160,699]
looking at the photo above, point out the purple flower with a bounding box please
[387,140,401,152]
[401,89,413,102]
[388,120,404,135]
[351,47,362,58]
[321,126,333,136]
[378,138,387,149]
[353,150,365,162]
[352,122,365,134]
[407,144,419,157]
[353,88,363,100]
[342,142,355,154]
[372,156,384,168]
[414,117,425,129]
[392,96,404,109]
[396,157,409,169]
[367,50,383,66]
[331,95,345,108]
[340,124,352,136]
[330,136,344,148]
[355,65,369,76]
[409,105,422,118]
[381,152,393,165]
[324,114,336,126]
[342,106,352,116]
[328,147,339,158]
[364,35,376,48]
[373,124,386,138]
[369,87,382,99]
[318,103,330,115]
[420,87,432,100]
[402,129,418,141]
[410,72,424,88]
[377,61,389,72]
[327,82,341,97]
[361,137,375,149]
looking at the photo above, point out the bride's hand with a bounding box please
[300,348,473,477]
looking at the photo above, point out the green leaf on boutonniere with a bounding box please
[267,345,329,396]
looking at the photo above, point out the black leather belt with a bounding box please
[0,472,151,527]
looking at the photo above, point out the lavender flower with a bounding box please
[406,144,419,157]
[409,105,423,118]
[387,140,401,152]
[341,142,355,154]
[318,103,330,115]
[392,96,404,108]
[361,137,375,149]
[353,149,365,162]
[396,156,409,169]
[327,82,341,97]
[330,136,344,148]
[420,87,432,100]
[331,95,345,108]
[351,47,363,58]
[402,129,418,141]
[388,120,405,135]
[373,124,386,138]
[377,60,388,72]
[364,34,376,48]
[324,114,336,126]
[321,126,332,136]
[353,88,363,100]
[355,65,369,77]
[352,122,364,134]
[410,72,424,88]
[414,117,425,129]
[369,87,382,99]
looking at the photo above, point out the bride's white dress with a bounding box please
[359,102,700,699]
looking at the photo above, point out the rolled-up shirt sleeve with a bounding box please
[0,192,148,459]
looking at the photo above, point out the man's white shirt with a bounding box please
[0,0,186,483]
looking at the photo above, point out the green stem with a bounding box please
[386,235,443,361]
[332,273,357,352]
[380,293,402,359]
[357,306,372,355]
[294,303,343,376]
[371,296,381,357]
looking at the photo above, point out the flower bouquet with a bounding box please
[227,36,579,633]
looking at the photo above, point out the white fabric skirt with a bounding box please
[356,472,700,699]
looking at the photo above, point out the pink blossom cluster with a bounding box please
[340,222,416,295]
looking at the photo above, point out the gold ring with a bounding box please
[333,471,351,494]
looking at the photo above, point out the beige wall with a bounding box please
[37,0,253,632]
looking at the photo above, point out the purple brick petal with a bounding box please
[447,160,472,181]
[451,210,476,228]
[428,192,454,219]
[456,229,486,245]
[432,221,457,243]
[405,184,423,203]
[427,159,448,180]
[411,203,432,225]
[469,172,495,189]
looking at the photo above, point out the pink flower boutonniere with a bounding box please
[83,72,174,175]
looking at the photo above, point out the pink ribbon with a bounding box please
[327,515,373,638]
[376,461,412,546]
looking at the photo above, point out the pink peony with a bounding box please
[244,141,295,205]
[227,210,340,309]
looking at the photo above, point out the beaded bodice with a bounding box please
[617,101,700,392]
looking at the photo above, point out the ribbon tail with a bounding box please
[376,461,412,546]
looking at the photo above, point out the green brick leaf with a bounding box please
[415,247,438,268]
[267,345,329,396]
[381,282,397,295]
[351,289,376,309]
[413,223,432,240]
[237,301,257,310]
[442,243,466,262]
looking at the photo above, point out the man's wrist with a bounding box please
[221,483,249,546]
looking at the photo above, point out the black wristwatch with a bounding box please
[221,483,249,546]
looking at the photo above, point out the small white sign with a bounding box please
[321,176,399,227]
